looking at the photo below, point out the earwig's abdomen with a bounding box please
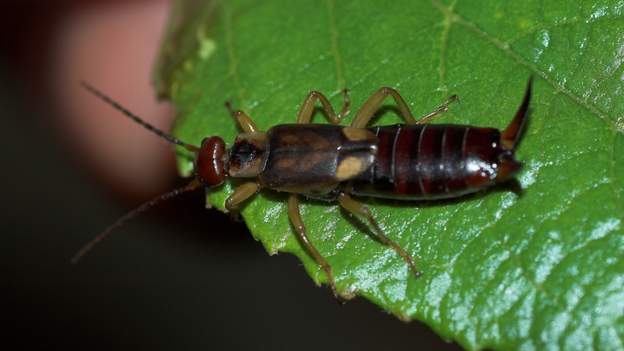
[351,124,505,200]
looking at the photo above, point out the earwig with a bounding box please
[75,78,532,300]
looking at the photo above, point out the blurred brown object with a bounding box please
[2,0,177,200]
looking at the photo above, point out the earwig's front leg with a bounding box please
[225,182,260,214]
[287,194,347,301]
[351,87,418,128]
[415,94,459,124]
[296,89,350,124]
[337,193,421,277]
[225,102,258,133]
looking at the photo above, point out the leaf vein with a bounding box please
[436,0,454,93]
[325,0,345,91]
[432,0,619,132]
[557,249,624,348]
[223,2,246,105]
[507,14,624,46]
[609,129,624,219]
[345,26,434,95]
[451,155,613,338]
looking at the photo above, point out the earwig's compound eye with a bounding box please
[196,136,226,187]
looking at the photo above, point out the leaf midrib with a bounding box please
[431,0,622,132]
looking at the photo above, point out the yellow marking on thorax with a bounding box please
[336,156,366,181]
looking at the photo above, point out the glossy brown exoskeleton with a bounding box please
[76,79,532,300]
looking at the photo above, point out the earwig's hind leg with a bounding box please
[288,194,348,301]
[337,193,421,277]
[351,87,418,128]
[225,101,258,133]
[225,182,260,219]
[415,94,459,124]
[296,89,350,124]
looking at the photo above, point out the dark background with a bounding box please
[4,2,461,350]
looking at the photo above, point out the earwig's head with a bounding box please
[195,136,227,187]
[227,132,268,178]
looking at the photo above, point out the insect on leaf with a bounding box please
[155,0,624,350]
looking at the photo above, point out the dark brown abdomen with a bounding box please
[351,124,501,200]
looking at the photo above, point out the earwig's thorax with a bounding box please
[196,136,226,187]
[228,132,268,178]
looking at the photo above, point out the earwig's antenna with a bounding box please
[71,179,202,264]
[80,81,199,153]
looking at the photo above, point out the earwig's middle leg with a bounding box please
[415,94,459,124]
[225,101,258,133]
[296,89,350,124]
[287,194,347,300]
[337,193,421,277]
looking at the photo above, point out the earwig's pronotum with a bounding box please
[75,78,532,300]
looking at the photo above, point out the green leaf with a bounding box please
[155,1,624,350]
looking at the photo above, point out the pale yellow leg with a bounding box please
[415,94,458,124]
[337,193,421,277]
[351,87,417,128]
[296,89,350,124]
[287,194,347,300]
[225,182,260,213]
[351,86,458,128]
[225,101,258,133]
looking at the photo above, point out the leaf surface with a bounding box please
[156,1,624,349]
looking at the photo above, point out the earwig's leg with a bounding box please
[225,101,258,133]
[415,94,459,124]
[351,87,418,128]
[337,193,421,277]
[296,89,350,124]
[225,182,260,214]
[287,194,346,300]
